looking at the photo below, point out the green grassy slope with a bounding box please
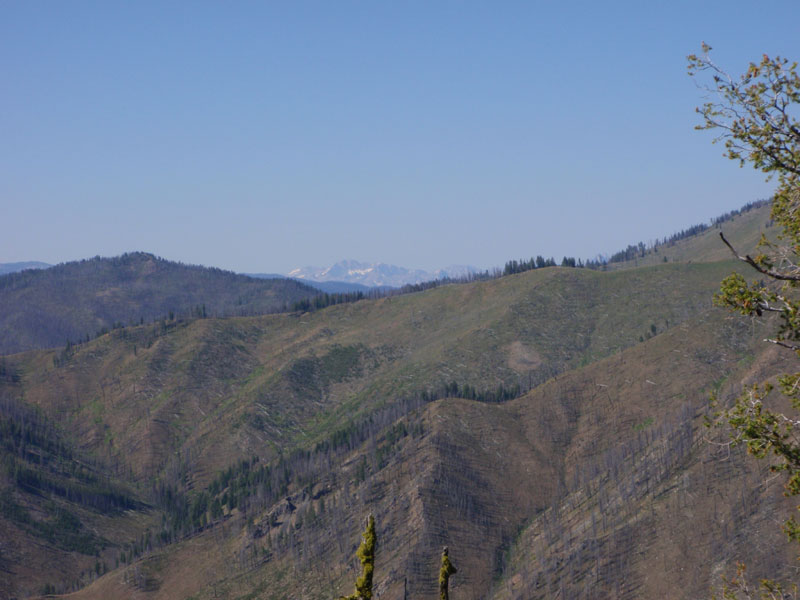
[0,252,318,354]
[3,204,793,599]
[2,256,770,599]
[8,261,744,485]
[63,304,794,600]
[608,201,772,269]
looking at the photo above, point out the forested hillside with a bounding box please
[0,252,319,355]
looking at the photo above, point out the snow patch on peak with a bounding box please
[285,260,479,288]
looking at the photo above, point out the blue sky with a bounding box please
[2,1,798,273]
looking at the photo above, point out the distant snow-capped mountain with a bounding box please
[287,260,478,288]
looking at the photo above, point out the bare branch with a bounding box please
[765,338,800,351]
[719,232,800,280]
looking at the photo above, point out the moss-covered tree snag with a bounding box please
[438,546,457,600]
[340,514,375,600]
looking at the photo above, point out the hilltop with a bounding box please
[606,199,771,269]
[0,252,319,355]
[0,261,52,275]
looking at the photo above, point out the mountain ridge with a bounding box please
[0,261,52,275]
[6,268,792,599]
[245,272,382,294]
[0,200,790,599]
[287,259,480,287]
[0,252,319,355]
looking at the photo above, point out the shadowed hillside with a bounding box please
[0,252,319,355]
[0,379,157,598]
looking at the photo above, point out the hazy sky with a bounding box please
[2,1,798,273]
